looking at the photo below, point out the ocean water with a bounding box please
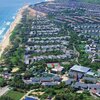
[0,0,45,42]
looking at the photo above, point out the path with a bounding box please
[20,90,35,100]
[0,86,10,96]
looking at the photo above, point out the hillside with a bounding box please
[77,0,100,4]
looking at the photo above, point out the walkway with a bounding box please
[0,86,9,96]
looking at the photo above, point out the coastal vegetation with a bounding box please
[1,13,28,72]
[0,0,100,100]
[5,90,25,100]
[0,77,6,87]
[0,96,13,100]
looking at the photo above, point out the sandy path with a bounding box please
[0,86,9,96]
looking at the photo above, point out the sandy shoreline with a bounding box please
[0,5,29,57]
[0,3,47,57]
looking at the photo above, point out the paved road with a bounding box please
[20,90,35,100]
[20,89,40,100]
[0,86,9,96]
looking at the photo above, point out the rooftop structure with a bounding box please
[23,75,62,85]
[82,77,97,83]
[65,79,75,85]
[41,82,60,86]
[51,66,64,73]
[70,65,91,73]
[47,63,60,68]
[85,71,95,76]
[72,82,88,89]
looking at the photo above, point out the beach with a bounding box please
[0,4,46,57]
[0,5,29,57]
[0,0,48,57]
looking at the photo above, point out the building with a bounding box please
[51,67,64,74]
[82,77,97,83]
[70,65,91,73]
[41,82,60,86]
[23,75,62,85]
[72,82,88,90]
[85,71,95,77]
[47,63,65,74]
[47,63,61,68]
[65,79,75,85]
[69,65,91,79]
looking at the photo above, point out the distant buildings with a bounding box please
[69,65,91,79]
[23,63,100,97]
[47,63,65,74]
[23,0,100,97]
[70,65,91,73]
[66,65,100,97]
[31,0,100,63]
[23,75,62,85]
[24,16,75,64]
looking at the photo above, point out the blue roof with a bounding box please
[42,82,59,86]
[53,76,62,81]
[65,79,75,85]
[31,77,40,82]
[86,71,95,76]
[97,89,100,93]
[25,96,38,100]
[69,71,84,79]
[88,84,100,89]
[83,77,97,83]
[40,77,53,82]
[72,82,88,89]
[70,65,91,73]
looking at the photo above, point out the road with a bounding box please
[0,86,10,96]
[20,90,35,100]
[73,43,80,64]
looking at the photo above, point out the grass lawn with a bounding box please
[79,44,85,49]
[0,77,4,83]
[5,90,25,100]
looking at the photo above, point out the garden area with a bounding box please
[5,90,25,100]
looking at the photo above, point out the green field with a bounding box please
[5,90,25,100]
[0,77,3,83]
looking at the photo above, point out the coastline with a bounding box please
[45,0,54,1]
[0,5,29,57]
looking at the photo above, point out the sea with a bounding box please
[0,0,45,42]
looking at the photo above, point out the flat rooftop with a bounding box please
[70,65,91,73]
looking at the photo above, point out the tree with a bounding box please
[9,75,26,89]
[0,96,13,100]
[0,78,6,87]
[24,70,33,79]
